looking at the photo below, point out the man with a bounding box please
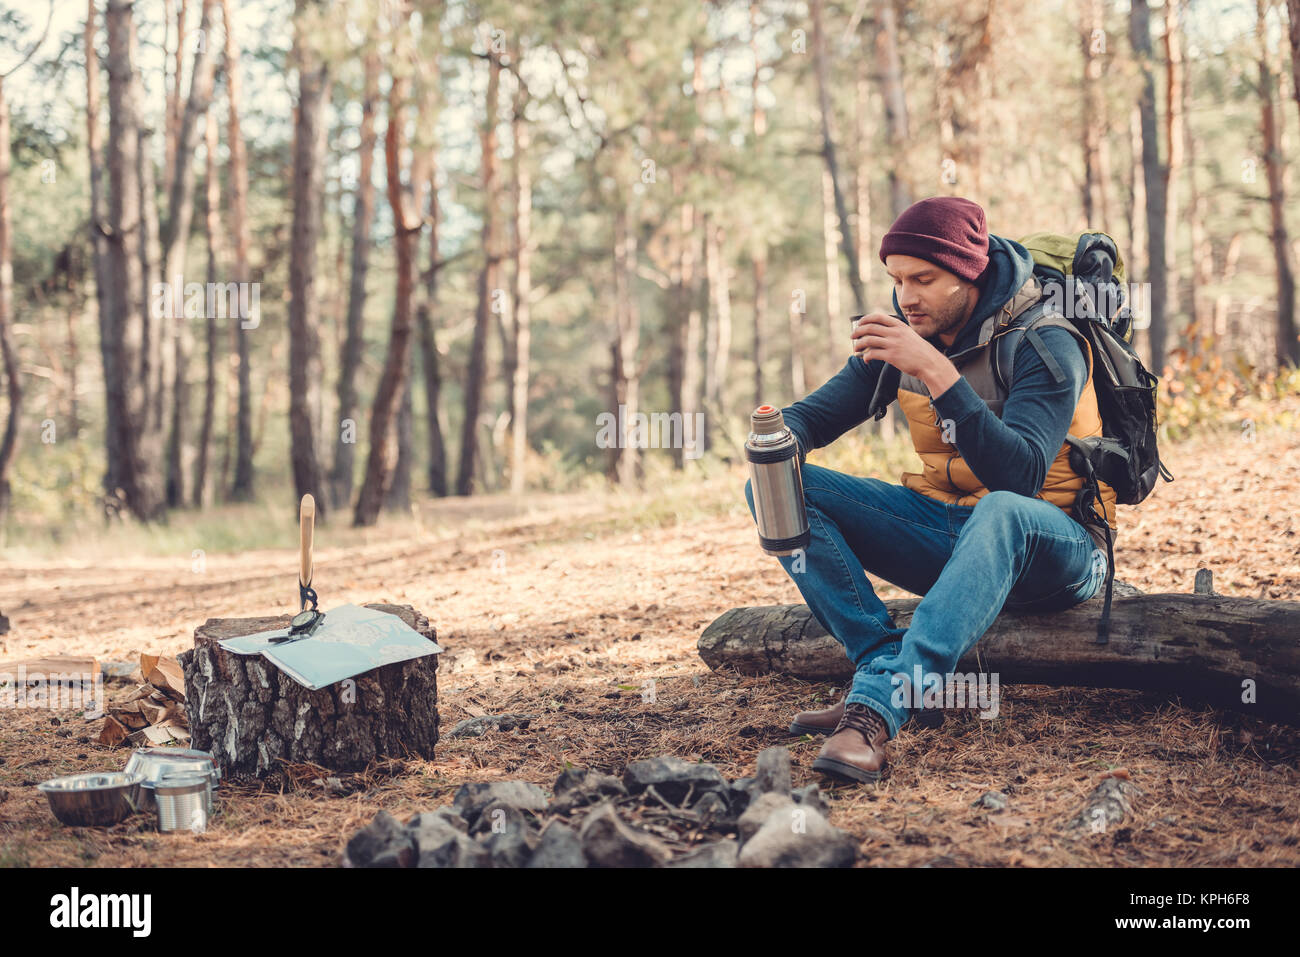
[743,196,1117,784]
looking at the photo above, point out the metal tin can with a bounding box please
[155,771,210,834]
[123,747,219,814]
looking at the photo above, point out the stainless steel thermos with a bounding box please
[746,405,811,556]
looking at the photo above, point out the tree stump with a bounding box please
[178,603,439,778]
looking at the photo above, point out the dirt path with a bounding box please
[1,428,1297,867]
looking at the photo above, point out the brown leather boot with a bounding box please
[788,696,846,736]
[812,702,890,783]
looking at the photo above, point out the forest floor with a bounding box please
[1,424,1298,868]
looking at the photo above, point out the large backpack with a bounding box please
[994,230,1174,644]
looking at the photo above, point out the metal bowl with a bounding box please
[123,747,219,813]
[37,771,146,827]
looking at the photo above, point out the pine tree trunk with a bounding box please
[87,0,123,514]
[163,0,219,509]
[355,21,421,526]
[1162,0,1184,329]
[138,119,164,443]
[509,39,532,495]
[456,54,500,496]
[330,49,379,512]
[105,0,165,520]
[1126,105,1147,301]
[65,305,81,441]
[1259,0,1299,368]
[1082,0,1105,225]
[683,208,703,465]
[854,56,871,298]
[1182,28,1212,358]
[417,160,447,498]
[287,0,331,521]
[607,197,640,485]
[0,80,21,528]
[703,211,718,456]
[934,37,955,197]
[749,6,768,415]
[704,216,730,456]
[753,252,766,411]
[1212,233,1243,338]
[821,167,842,379]
[1290,0,1300,135]
[788,293,805,398]
[192,106,222,508]
[221,0,255,502]
[669,201,698,469]
[810,0,864,312]
[162,0,187,206]
[385,359,413,512]
[1130,0,1168,375]
[854,54,894,438]
[875,0,913,218]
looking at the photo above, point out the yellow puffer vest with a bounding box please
[895,275,1118,554]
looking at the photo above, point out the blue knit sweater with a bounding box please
[781,234,1088,498]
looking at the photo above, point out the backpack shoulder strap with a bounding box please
[993,307,1091,393]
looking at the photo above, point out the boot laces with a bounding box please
[837,702,886,742]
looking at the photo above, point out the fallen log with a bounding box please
[698,578,1300,723]
[178,603,439,779]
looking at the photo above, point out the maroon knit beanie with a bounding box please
[878,196,989,284]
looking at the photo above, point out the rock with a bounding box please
[408,814,464,856]
[527,822,587,868]
[973,790,1009,812]
[550,767,629,812]
[447,713,536,739]
[470,802,533,838]
[453,781,549,827]
[753,747,793,795]
[408,806,468,833]
[691,790,732,825]
[726,776,756,815]
[737,804,858,868]
[483,827,536,868]
[737,792,797,843]
[623,756,728,806]
[344,810,416,868]
[791,783,831,818]
[1065,777,1144,834]
[664,839,740,868]
[578,801,673,868]
[408,808,487,868]
[415,828,490,868]
[478,807,538,868]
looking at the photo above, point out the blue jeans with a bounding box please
[743,464,1105,739]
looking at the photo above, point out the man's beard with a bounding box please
[910,285,973,343]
